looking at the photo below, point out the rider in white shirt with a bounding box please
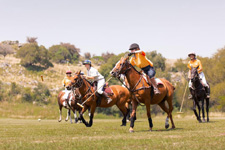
[83,60,112,104]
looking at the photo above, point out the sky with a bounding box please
[0,0,225,59]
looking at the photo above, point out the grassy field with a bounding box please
[0,117,225,150]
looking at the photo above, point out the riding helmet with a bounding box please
[83,60,92,65]
[129,43,140,50]
[188,52,196,57]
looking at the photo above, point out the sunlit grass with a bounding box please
[0,117,225,150]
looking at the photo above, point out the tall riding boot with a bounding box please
[188,88,193,99]
[102,91,112,104]
[205,86,210,99]
[149,77,160,94]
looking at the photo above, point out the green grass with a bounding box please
[0,117,225,150]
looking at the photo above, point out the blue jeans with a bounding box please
[141,65,156,78]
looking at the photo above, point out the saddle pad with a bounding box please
[142,74,164,85]
[155,78,164,85]
[104,87,114,96]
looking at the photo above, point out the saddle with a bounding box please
[94,82,114,106]
[91,81,114,96]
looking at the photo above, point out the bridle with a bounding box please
[112,58,151,105]
[72,74,93,102]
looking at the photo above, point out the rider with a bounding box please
[187,53,210,99]
[128,43,160,94]
[62,70,73,99]
[82,60,112,104]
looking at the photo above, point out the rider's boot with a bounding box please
[205,86,210,99]
[149,77,160,94]
[102,91,112,104]
[188,88,193,99]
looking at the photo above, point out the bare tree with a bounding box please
[84,52,91,59]
[0,43,14,58]
[60,42,80,56]
[27,37,38,43]
[102,52,115,62]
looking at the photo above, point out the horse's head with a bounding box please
[70,70,84,88]
[190,66,200,83]
[110,57,130,78]
[64,78,72,90]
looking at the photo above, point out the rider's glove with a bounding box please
[128,53,134,56]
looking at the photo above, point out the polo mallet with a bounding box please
[177,82,188,114]
[77,77,113,108]
[41,75,44,81]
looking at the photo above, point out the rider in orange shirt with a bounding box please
[187,53,210,99]
[128,43,160,94]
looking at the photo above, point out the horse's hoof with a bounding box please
[65,119,68,122]
[120,124,126,126]
[149,128,152,132]
[129,128,134,133]
[58,120,62,122]
[165,124,169,129]
[171,126,176,129]
[198,120,202,123]
[202,119,206,123]
[207,119,209,122]
[129,129,134,133]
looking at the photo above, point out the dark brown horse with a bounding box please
[69,71,131,127]
[111,57,176,132]
[190,67,210,122]
[57,84,82,123]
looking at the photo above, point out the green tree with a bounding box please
[49,45,72,63]
[16,43,53,69]
[145,51,166,71]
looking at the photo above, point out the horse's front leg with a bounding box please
[58,106,62,122]
[192,100,200,121]
[201,99,205,122]
[68,109,73,124]
[74,110,78,123]
[196,100,202,123]
[129,99,138,133]
[86,105,97,127]
[79,105,89,126]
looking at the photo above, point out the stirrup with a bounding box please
[206,95,210,99]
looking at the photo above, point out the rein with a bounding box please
[115,61,151,106]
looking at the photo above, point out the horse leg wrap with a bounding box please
[130,117,135,128]
[148,118,153,128]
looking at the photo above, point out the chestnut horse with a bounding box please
[57,84,82,123]
[111,57,176,132]
[69,71,131,127]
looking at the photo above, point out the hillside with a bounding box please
[0,55,100,94]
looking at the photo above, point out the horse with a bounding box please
[69,71,131,127]
[110,57,176,132]
[190,66,210,122]
[57,84,82,124]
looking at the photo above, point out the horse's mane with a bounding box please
[125,59,142,75]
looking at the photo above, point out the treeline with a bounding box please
[0,81,53,105]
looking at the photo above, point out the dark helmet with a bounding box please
[188,52,196,57]
[129,43,140,50]
[66,70,72,74]
[83,60,91,65]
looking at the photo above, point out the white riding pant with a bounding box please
[96,78,105,94]
[189,72,208,87]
